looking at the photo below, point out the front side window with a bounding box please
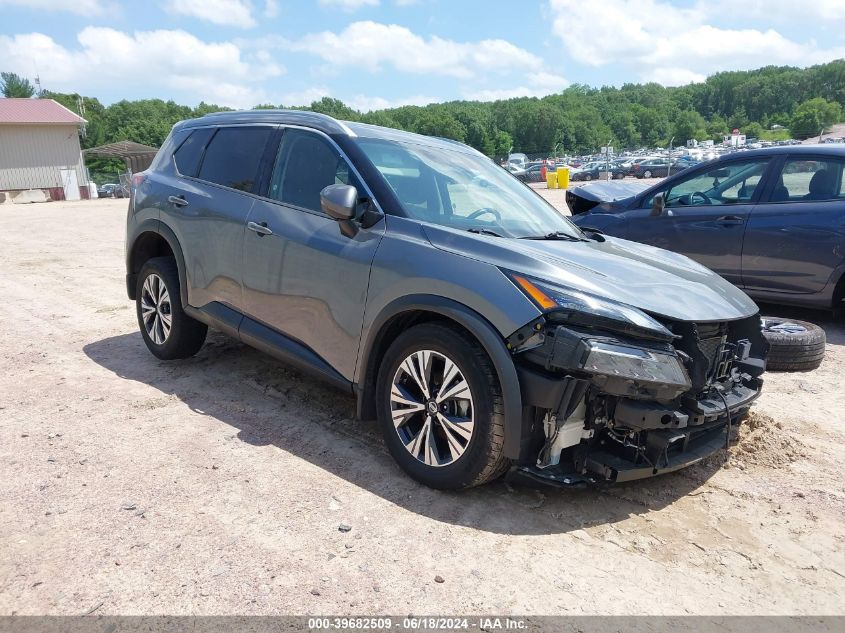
[355,137,581,239]
[771,158,845,202]
[197,126,273,193]
[657,159,770,208]
[268,129,361,212]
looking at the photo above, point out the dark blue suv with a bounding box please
[570,145,845,312]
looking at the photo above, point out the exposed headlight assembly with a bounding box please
[583,340,689,388]
[508,272,674,341]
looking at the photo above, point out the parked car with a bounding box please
[572,161,628,181]
[629,158,691,178]
[126,110,767,490]
[97,183,119,198]
[569,145,845,313]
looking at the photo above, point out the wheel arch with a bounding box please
[126,220,188,307]
[356,295,524,460]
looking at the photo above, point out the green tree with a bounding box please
[1,72,35,98]
[743,121,765,139]
[672,110,707,143]
[790,97,843,139]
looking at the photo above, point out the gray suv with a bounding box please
[126,110,768,489]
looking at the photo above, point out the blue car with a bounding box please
[569,145,845,312]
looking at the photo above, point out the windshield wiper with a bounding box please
[467,227,504,237]
[518,231,585,242]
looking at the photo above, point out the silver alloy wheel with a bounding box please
[761,318,808,334]
[390,350,474,467]
[140,273,172,345]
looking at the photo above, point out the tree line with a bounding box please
[2,60,844,183]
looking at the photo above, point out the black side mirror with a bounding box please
[320,184,358,221]
[650,193,666,217]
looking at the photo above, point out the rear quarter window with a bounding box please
[173,127,214,177]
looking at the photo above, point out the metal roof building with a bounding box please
[0,98,89,202]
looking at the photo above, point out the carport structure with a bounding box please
[83,140,159,173]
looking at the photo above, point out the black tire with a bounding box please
[375,323,510,489]
[643,170,653,178]
[136,257,207,360]
[761,317,826,372]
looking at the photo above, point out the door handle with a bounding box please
[168,195,188,207]
[247,221,273,237]
[716,215,744,225]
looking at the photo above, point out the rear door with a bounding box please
[168,125,277,310]
[742,154,845,294]
[241,127,385,382]
[624,157,772,285]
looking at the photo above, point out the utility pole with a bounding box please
[667,136,675,178]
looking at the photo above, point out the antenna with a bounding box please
[77,95,87,139]
[34,74,42,96]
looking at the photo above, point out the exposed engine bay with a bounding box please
[509,312,768,485]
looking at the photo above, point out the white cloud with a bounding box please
[641,67,706,87]
[165,0,257,29]
[0,0,109,12]
[549,0,845,84]
[463,71,569,102]
[347,93,437,112]
[318,0,379,10]
[0,28,283,108]
[264,0,279,18]
[278,86,333,107]
[284,21,541,79]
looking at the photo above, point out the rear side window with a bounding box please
[197,126,273,193]
[268,129,361,212]
[771,158,845,202]
[173,127,214,177]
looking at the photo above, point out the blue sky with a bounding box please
[1,0,844,110]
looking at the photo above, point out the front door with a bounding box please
[625,158,772,285]
[242,128,385,382]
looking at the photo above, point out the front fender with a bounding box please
[356,294,526,460]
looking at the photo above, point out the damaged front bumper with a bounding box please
[510,316,766,486]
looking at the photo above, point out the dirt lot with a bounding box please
[1,198,843,616]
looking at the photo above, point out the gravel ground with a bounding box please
[1,198,843,616]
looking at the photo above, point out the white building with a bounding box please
[0,98,88,202]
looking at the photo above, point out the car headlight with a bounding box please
[583,340,690,387]
[508,273,673,341]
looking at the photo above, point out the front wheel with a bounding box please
[136,257,207,360]
[643,170,653,178]
[375,323,509,489]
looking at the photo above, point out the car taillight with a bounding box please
[131,172,147,189]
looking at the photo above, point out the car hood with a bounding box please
[566,181,649,215]
[423,225,758,322]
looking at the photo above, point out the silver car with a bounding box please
[125,110,768,489]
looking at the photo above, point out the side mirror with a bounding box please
[320,184,358,221]
[650,193,666,217]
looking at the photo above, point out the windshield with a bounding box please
[355,137,582,239]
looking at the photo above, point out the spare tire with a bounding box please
[761,317,826,372]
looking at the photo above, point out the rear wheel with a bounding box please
[643,170,653,178]
[761,317,826,372]
[136,257,207,360]
[376,323,509,489]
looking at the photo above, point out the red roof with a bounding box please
[0,98,86,125]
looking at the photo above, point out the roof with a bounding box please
[180,108,480,156]
[183,109,353,136]
[717,144,845,160]
[83,140,159,158]
[0,98,86,125]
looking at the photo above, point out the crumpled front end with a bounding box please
[510,312,768,485]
